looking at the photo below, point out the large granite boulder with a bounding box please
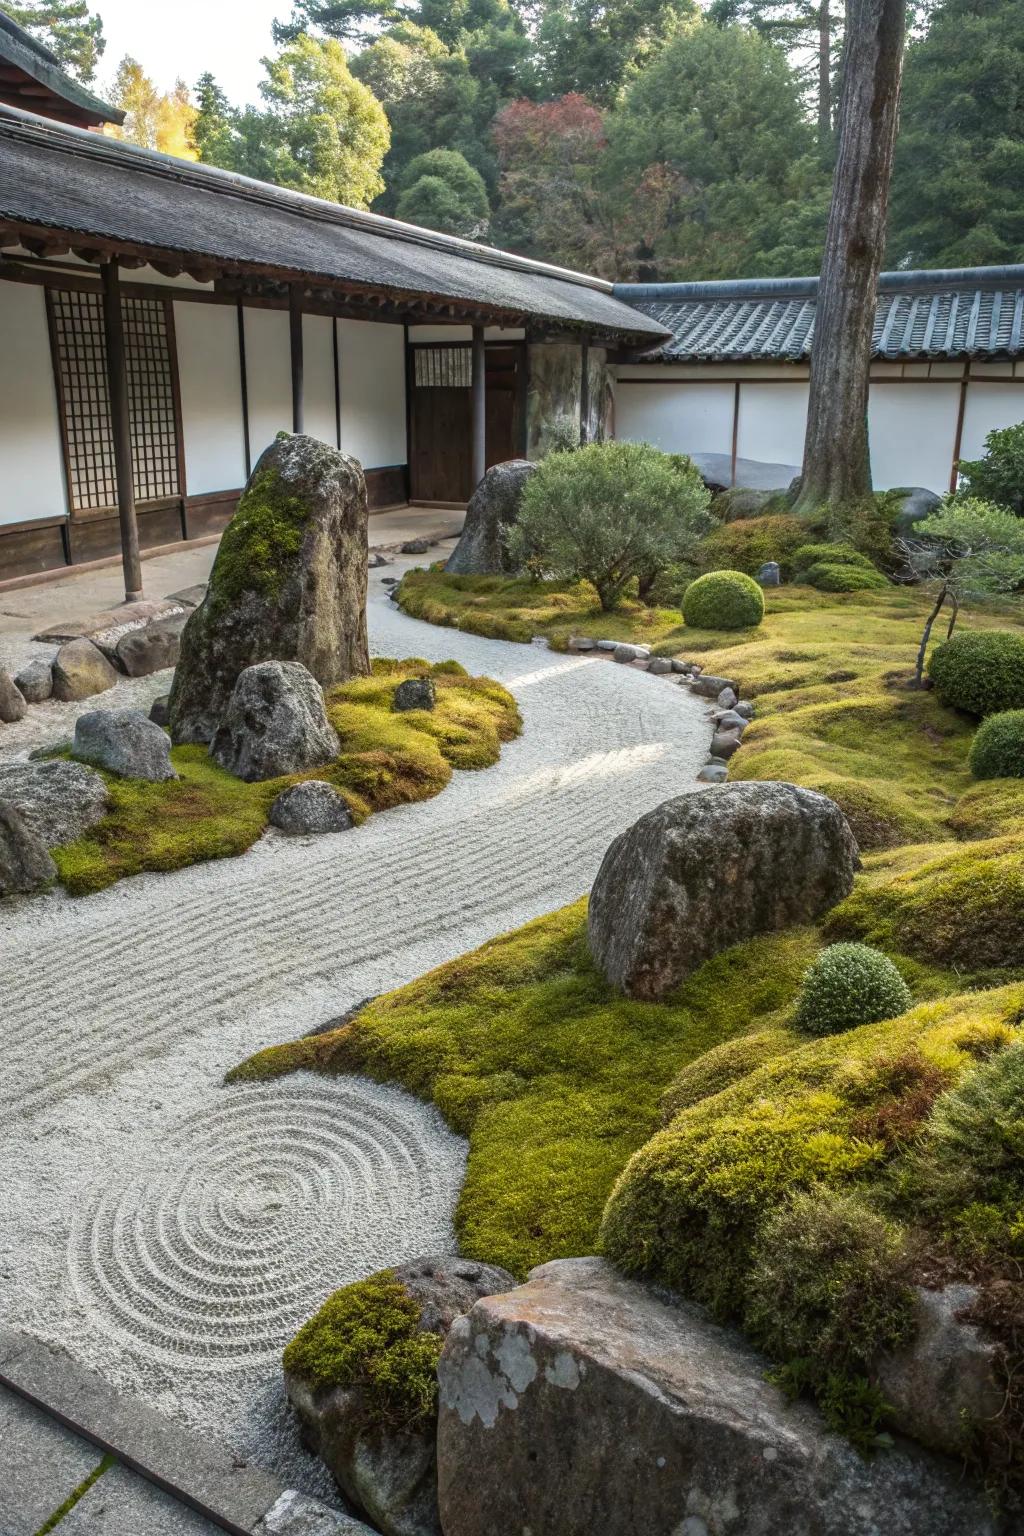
[51,638,119,702]
[0,760,108,845]
[0,669,28,722]
[269,780,352,835]
[0,800,57,896]
[115,611,189,677]
[891,486,941,536]
[73,709,176,782]
[710,486,778,522]
[588,783,860,1000]
[210,662,340,782]
[169,435,370,745]
[445,460,537,576]
[286,1256,515,1536]
[436,1256,998,1536]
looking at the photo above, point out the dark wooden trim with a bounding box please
[162,297,188,517]
[333,317,342,450]
[0,519,68,580]
[579,338,590,445]
[730,380,740,487]
[365,464,409,511]
[184,488,240,539]
[236,302,251,479]
[290,285,304,434]
[516,338,529,457]
[42,285,73,520]
[950,360,971,492]
[471,325,486,490]
[185,488,242,509]
[101,257,143,599]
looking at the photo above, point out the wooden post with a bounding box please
[471,324,486,490]
[730,381,741,487]
[290,285,304,434]
[579,338,591,445]
[100,258,143,602]
[949,360,970,493]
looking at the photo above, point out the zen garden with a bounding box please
[1,0,1024,1534]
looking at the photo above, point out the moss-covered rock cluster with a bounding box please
[54,659,520,895]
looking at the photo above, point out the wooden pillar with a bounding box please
[730,381,741,487]
[290,285,304,434]
[471,324,486,490]
[949,360,970,493]
[101,258,143,602]
[579,338,590,445]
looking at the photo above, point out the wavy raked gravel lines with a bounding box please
[0,571,712,1492]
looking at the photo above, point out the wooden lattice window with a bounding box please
[49,287,182,515]
[413,346,471,388]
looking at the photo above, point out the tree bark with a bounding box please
[818,0,832,140]
[793,0,906,520]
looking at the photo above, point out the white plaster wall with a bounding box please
[736,383,809,466]
[868,383,960,492]
[0,283,67,526]
[303,313,338,447]
[243,307,292,464]
[173,301,246,494]
[614,382,735,456]
[960,383,1024,462]
[338,320,406,468]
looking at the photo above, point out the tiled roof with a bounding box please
[0,11,123,127]
[0,106,667,342]
[616,270,1024,362]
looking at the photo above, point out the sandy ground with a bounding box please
[0,553,712,1501]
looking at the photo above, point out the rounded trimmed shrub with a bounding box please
[802,562,889,593]
[794,943,912,1037]
[968,710,1024,780]
[928,629,1024,718]
[683,569,765,630]
[696,514,806,578]
[792,543,875,573]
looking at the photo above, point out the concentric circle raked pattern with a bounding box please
[68,1076,466,1370]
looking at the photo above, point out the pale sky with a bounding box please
[93,0,286,106]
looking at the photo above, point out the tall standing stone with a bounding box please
[445,460,537,576]
[169,436,370,745]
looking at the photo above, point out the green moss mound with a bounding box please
[207,466,311,612]
[970,711,1024,780]
[52,660,520,895]
[683,570,765,631]
[928,630,1024,718]
[824,835,1024,971]
[802,562,889,593]
[792,543,875,574]
[283,1270,441,1430]
[794,943,913,1037]
[660,1030,795,1122]
[951,779,1024,840]
[696,515,807,579]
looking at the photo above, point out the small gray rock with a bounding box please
[166,584,207,607]
[0,799,57,896]
[647,657,672,676]
[369,552,390,569]
[393,676,436,713]
[115,612,189,677]
[671,660,691,675]
[689,673,738,700]
[14,659,52,704]
[734,700,755,720]
[596,639,618,652]
[757,561,781,587]
[697,762,729,783]
[711,729,743,759]
[401,537,431,555]
[569,637,596,652]
[717,686,738,709]
[73,709,177,783]
[0,759,108,846]
[613,644,637,663]
[211,662,340,783]
[255,1489,377,1535]
[149,695,170,727]
[52,638,119,702]
[269,781,353,836]
[0,668,27,722]
[715,710,748,733]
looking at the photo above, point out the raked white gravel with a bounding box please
[0,565,712,1499]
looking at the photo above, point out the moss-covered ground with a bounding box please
[239,578,1024,1488]
[53,660,520,895]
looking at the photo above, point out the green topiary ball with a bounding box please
[969,710,1024,779]
[682,569,765,630]
[794,943,912,1036]
[928,630,1024,718]
[801,562,889,593]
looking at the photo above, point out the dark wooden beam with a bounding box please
[290,284,304,434]
[471,324,486,490]
[579,338,590,445]
[100,258,144,601]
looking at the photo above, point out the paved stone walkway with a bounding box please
[0,553,713,1515]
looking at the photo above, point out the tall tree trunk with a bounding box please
[793,0,906,520]
[818,0,832,140]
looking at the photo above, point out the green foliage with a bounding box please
[928,629,1024,718]
[915,498,1024,599]
[801,563,889,593]
[745,1190,914,1443]
[395,148,489,236]
[959,422,1024,519]
[682,570,765,630]
[696,514,807,578]
[951,779,1024,840]
[52,662,520,895]
[283,1270,442,1429]
[5,0,105,81]
[508,442,713,611]
[889,0,1024,269]
[660,1030,794,1122]
[970,711,1024,781]
[792,543,875,574]
[794,943,913,1037]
